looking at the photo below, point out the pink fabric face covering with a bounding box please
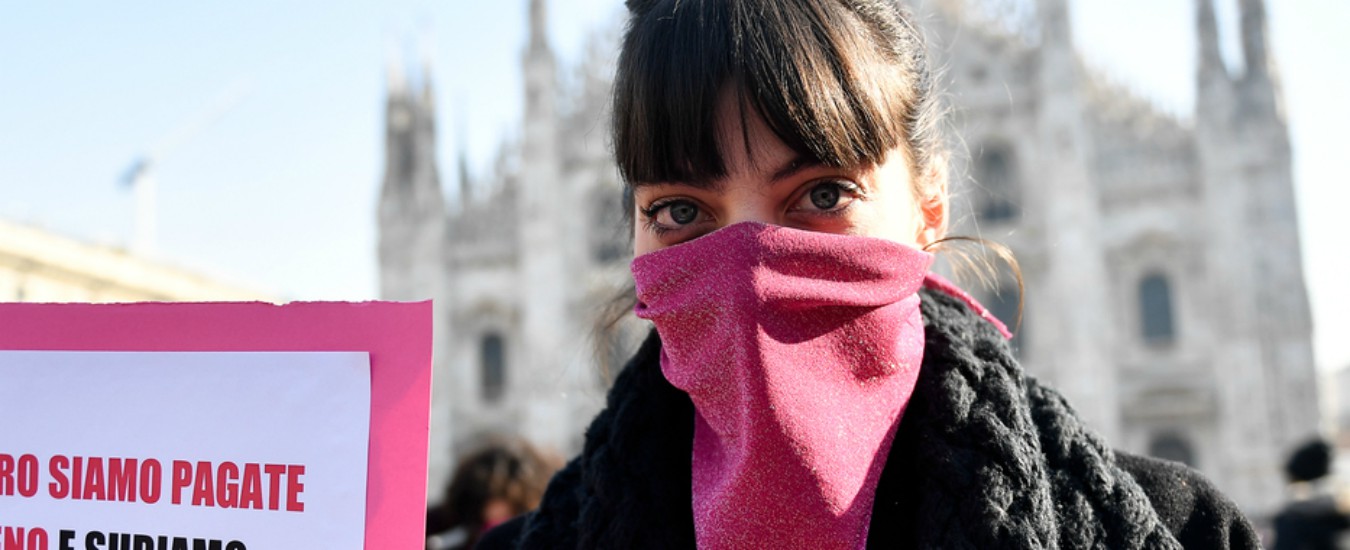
[633,222,934,550]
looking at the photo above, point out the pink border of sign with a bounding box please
[0,301,432,549]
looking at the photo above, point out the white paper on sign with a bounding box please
[0,351,371,549]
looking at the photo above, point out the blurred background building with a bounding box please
[934,0,1318,518]
[0,218,272,303]
[378,0,629,497]
[378,0,1320,520]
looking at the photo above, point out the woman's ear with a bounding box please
[915,160,949,248]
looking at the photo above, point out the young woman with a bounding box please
[482,0,1259,548]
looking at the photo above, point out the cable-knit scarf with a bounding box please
[512,286,1184,549]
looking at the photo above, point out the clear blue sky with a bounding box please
[2,1,1347,370]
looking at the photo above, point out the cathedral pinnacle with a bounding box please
[1239,0,1270,79]
[385,43,408,96]
[528,0,551,55]
[418,27,437,104]
[456,111,473,205]
[1035,0,1072,47]
[1196,0,1227,84]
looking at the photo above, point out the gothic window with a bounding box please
[976,144,1020,223]
[1148,433,1196,467]
[1139,274,1176,345]
[480,333,506,403]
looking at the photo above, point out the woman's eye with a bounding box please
[666,201,700,225]
[642,198,705,233]
[809,184,841,210]
[796,180,859,213]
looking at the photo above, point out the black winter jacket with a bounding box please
[481,287,1261,549]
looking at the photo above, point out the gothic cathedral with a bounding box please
[379,0,1318,519]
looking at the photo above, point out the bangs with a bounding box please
[613,0,919,186]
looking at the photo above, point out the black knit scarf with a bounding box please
[512,288,1184,549]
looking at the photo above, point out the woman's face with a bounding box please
[632,94,944,256]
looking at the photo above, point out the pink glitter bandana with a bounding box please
[633,222,933,550]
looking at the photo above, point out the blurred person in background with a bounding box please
[1274,439,1350,550]
[425,437,559,550]
[480,0,1259,548]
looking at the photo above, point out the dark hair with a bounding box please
[427,438,560,546]
[1285,438,1333,483]
[602,0,1023,337]
[613,0,945,194]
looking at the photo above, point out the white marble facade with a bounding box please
[379,0,1318,518]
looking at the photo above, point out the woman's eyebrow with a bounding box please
[628,155,820,190]
[768,156,821,185]
[630,179,723,191]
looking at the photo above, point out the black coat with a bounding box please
[1272,495,1349,550]
[481,288,1261,549]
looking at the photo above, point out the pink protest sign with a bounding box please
[0,301,431,549]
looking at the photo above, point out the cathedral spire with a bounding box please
[1037,0,1072,48]
[386,42,408,97]
[1239,0,1270,80]
[528,0,550,55]
[456,109,472,204]
[1196,0,1226,84]
[418,27,437,105]
[522,0,557,124]
[1235,0,1284,126]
